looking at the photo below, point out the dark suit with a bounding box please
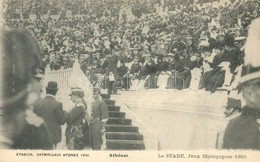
[199,55,224,92]
[34,95,66,146]
[104,54,118,77]
[103,54,118,93]
[12,114,53,150]
[221,47,243,73]
[222,107,260,150]
[90,99,108,150]
[65,102,85,150]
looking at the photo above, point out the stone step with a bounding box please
[106,140,145,150]
[105,132,144,140]
[107,117,132,125]
[108,111,126,118]
[106,124,139,132]
[107,105,120,111]
[101,94,110,100]
[103,99,116,105]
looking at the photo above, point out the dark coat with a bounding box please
[65,103,86,149]
[117,65,129,77]
[67,104,85,126]
[190,57,203,69]
[34,96,66,144]
[90,99,108,150]
[141,61,157,76]
[198,68,225,92]
[222,107,260,150]
[221,47,243,73]
[156,61,169,72]
[103,54,118,76]
[130,63,141,74]
[12,113,53,150]
[91,99,108,119]
[12,123,53,150]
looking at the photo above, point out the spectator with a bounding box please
[34,81,67,149]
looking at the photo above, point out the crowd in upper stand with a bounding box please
[3,0,260,93]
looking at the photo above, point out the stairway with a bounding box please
[101,94,145,150]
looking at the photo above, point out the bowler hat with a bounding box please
[46,81,58,91]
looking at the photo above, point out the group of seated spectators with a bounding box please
[3,0,260,93]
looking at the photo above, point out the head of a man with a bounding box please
[46,81,59,96]
[69,88,84,103]
[240,79,260,109]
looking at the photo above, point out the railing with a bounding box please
[43,68,73,90]
[42,60,93,111]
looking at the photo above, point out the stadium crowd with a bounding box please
[3,0,260,93]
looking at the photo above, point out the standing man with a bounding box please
[218,18,260,150]
[129,56,142,90]
[103,48,119,94]
[65,88,86,150]
[89,88,109,150]
[140,54,157,89]
[34,81,67,149]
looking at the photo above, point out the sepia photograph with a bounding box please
[0,0,259,161]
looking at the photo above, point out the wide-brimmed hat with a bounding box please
[69,87,84,98]
[46,81,58,91]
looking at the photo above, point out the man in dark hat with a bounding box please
[89,88,108,150]
[218,18,260,150]
[102,48,119,94]
[34,81,67,149]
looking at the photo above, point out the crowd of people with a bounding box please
[1,27,108,150]
[3,0,260,94]
[2,0,260,151]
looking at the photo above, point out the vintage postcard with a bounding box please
[0,0,260,162]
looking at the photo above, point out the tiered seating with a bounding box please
[100,94,145,150]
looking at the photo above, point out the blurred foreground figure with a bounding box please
[1,29,52,149]
[220,18,260,150]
